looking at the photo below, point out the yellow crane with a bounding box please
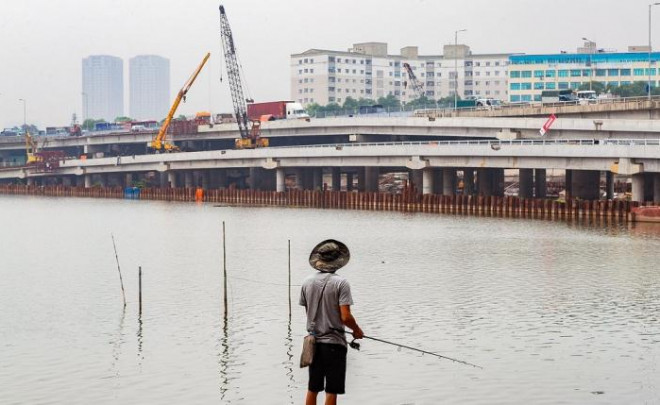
[25,131,41,164]
[149,52,211,152]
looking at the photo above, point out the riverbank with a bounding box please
[0,184,643,221]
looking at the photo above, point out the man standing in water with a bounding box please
[300,239,364,405]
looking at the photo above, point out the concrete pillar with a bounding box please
[519,169,534,199]
[184,171,194,188]
[432,168,444,195]
[84,174,92,188]
[276,168,285,192]
[535,169,547,198]
[632,173,645,203]
[422,168,434,195]
[125,173,134,188]
[442,168,456,196]
[565,170,573,200]
[75,175,84,187]
[477,169,493,196]
[168,171,178,188]
[159,172,169,188]
[410,169,423,195]
[356,167,366,192]
[572,170,600,200]
[27,177,35,186]
[654,173,660,203]
[492,169,505,197]
[346,172,354,191]
[365,167,379,192]
[605,171,614,200]
[331,168,341,191]
[248,168,259,190]
[312,168,323,191]
[463,169,475,196]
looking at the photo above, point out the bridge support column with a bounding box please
[477,169,493,197]
[535,169,547,198]
[346,172,354,191]
[84,175,92,188]
[276,168,285,192]
[519,169,534,199]
[410,169,423,195]
[654,173,660,203]
[168,172,178,188]
[159,172,169,188]
[463,169,475,195]
[27,177,35,186]
[442,168,456,196]
[493,169,505,197]
[565,170,573,200]
[248,168,259,190]
[126,173,134,188]
[312,168,323,191]
[432,168,444,195]
[605,172,614,199]
[75,175,84,187]
[572,170,600,200]
[422,168,434,195]
[365,167,379,192]
[632,173,645,203]
[184,171,194,188]
[331,168,341,191]
[356,168,366,192]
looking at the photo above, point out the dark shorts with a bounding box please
[308,343,348,394]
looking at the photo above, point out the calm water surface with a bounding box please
[1,195,659,405]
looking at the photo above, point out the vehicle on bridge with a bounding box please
[541,89,577,104]
[247,101,309,122]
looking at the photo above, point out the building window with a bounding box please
[328,87,335,92]
[521,95,532,102]
[310,69,314,73]
[558,70,569,77]
[521,71,532,78]
[558,82,569,89]
[534,95,542,102]
[634,68,644,76]
[570,82,580,89]
[608,69,619,76]
[596,69,606,77]
[304,58,308,63]
[304,68,308,73]
[310,59,314,64]
[510,71,521,78]
[646,68,657,76]
[511,95,521,102]
[337,58,342,63]
[328,56,335,63]
[510,83,521,90]
[582,70,591,77]
[545,70,556,78]
[304,78,308,83]
[545,82,556,90]
[521,83,532,90]
[620,69,631,76]
[571,70,581,77]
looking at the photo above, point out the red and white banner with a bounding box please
[539,114,557,136]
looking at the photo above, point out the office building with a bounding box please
[129,55,170,121]
[291,42,511,106]
[82,55,124,121]
[508,42,660,102]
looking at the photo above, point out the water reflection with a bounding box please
[111,305,126,381]
[218,312,230,402]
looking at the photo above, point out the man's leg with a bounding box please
[306,390,318,405]
[325,393,337,405]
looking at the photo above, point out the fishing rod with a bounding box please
[332,328,483,369]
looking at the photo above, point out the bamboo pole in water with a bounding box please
[223,221,228,315]
[111,234,127,308]
[139,266,142,315]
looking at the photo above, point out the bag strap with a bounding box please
[309,274,331,334]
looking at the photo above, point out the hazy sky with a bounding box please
[0,0,654,128]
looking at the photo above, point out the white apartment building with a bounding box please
[129,55,170,121]
[291,42,511,106]
[82,55,124,122]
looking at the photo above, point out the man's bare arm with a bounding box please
[340,305,364,339]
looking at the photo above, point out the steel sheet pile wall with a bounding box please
[0,185,642,221]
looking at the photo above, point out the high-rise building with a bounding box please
[82,55,124,121]
[291,42,511,106]
[129,55,170,121]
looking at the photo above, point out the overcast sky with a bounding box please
[0,0,654,128]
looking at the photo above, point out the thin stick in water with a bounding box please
[223,221,228,315]
[288,239,291,317]
[111,234,127,308]
[138,266,142,315]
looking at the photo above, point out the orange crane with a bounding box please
[149,52,210,152]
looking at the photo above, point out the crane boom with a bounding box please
[150,52,210,152]
[403,62,425,99]
[219,5,249,140]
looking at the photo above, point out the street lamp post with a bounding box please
[649,3,660,101]
[454,28,467,111]
[582,37,595,92]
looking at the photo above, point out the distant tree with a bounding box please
[342,97,359,110]
[436,96,458,108]
[377,94,401,109]
[405,95,434,109]
[82,119,105,131]
[306,102,322,116]
[176,114,187,120]
[115,116,133,123]
[356,98,375,106]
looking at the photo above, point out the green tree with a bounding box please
[377,94,401,109]
[342,96,359,110]
[306,102,322,116]
[356,98,375,106]
[82,118,105,131]
[114,116,133,123]
[405,95,435,109]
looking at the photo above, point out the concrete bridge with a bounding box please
[2,139,659,203]
[2,115,660,163]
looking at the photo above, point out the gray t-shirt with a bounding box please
[299,271,354,347]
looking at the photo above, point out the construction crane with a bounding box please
[219,5,268,149]
[25,131,40,164]
[149,52,211,152]
[403,62,425,99]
